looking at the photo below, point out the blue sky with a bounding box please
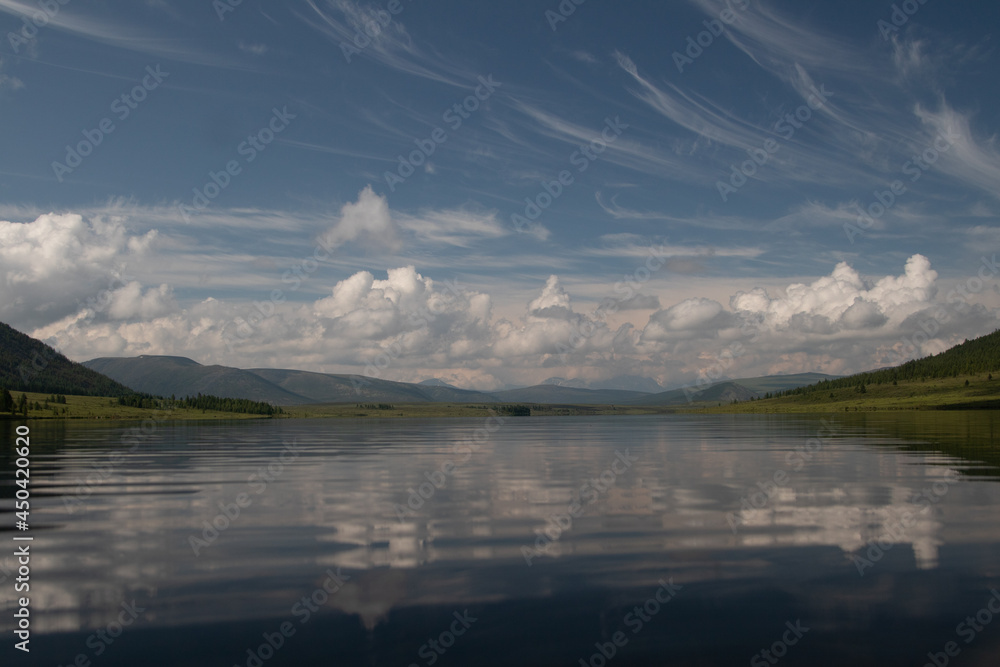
[1,0,999,390]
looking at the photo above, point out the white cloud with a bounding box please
[643,298,731,342]
[107,282,177,320]
[527,275,571,314]
[729,254,936,333]
[18,242,999,391]
[0,213,158,328]
[320,185,399,253]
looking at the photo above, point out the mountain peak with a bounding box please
[418,378,457,388]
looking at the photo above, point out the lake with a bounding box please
[3,413,1000,666]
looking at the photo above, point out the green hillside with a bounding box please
[711,329,1000,413]
[810,329,1000,390]
[0,321,133,397]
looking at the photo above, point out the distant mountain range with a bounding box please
[9,318,998,409]
[83,356,498,406]
[0,318,839,407]
[82,354,836,407]
[541,375,668,393]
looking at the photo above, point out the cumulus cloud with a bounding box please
[107,282,177,320]
[730,254,936,333]
[527,275,571,315]
[489,276,633,365]
[642,298,732,342]
[20,246,999,391]
[319,185,400,253]
[313,266,493,360]
[0,213,158,328]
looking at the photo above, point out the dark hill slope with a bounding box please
[787,329,1000,398]
[248,368,498,404]
[0,321,132,396]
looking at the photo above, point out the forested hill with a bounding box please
[788,329,1000,396]
[0,321,133,396]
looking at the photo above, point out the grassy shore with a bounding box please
[0,392,272,421]
[5,389,998,475]
[0,393,679,421]
[700,373,1000,414]
[6,373,999,422]
[283,402,671,419]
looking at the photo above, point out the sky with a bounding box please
[1,0,999,391]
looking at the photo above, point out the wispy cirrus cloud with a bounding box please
[296,0,470,88]
[0,0,249,70]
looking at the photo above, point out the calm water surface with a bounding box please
[2,413,1000,666]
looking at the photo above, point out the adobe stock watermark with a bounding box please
[750,620,810,667]
[222,207,416,352]
[407,610,478,667]
[672,0,752,73]
[188,440,300,555]
[7,0,71,53]
[220,231,345,352]
[14,265,134,393]
[512,116,628,234]
[392,412,506,521]
[850,469,960,576]
[178,106,296,222]
[726,419,838,534]
[213,0,245,22]
[232,567,351,667]
[920,589,1000,667]
[878,0,933,41]
[56,598,147,666]
[383,75,500,193]
[682,312,763,403]
[717,84,833,202]
[556,244,669,363]
[844,125,959,243]
[51,65,169,182]
[352,278,465,391]
[545,0,587,32]
[521,449,638,566]
[884,254,999,367]
[12,265,130,390]
[74,264,136,324]
[339,0,416,63]
[62,400,180,514]
[576,578,682,667]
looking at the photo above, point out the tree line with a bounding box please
[1,389,28,416]
[118,392,282,416]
